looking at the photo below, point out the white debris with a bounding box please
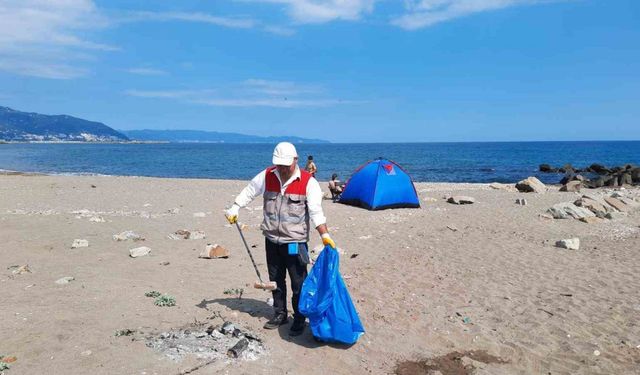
[129,246,151,258]
[55,276,75,285]
[193,212,207,218]
[113,231,145,242]
[188,230,206,240]
[71,239,89,249]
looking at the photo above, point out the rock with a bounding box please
[112,231,144,242]
[575,197,608,217]
[618,197,639,208]
[620,173,633,186]
[516,177,546,193]
[539,164,555,172]
[199,244,230,259]
[559,173,575,185]
[605,176,618,187]
[558,164,575,174]
[579,217,603,224]
[560,180,581,192]
[631,168,640,183]
[447,196,475,205]
[547,203,595,220]
[167,233,182,240]
[586,177,606,189]
[556,238,580,250]
[605,211,628,220]
[129,246,151,258]
[604,196,628,212]
[71,239,89,248]
[589,163,610,175]
[89,216,105,223]
[55,276,75,284]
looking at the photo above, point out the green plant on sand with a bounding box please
[223,288,244,299]
[145,290,161,298]
[154,294,176,307]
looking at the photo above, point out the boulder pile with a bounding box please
[539,163,640,189]
[547,190,639,222]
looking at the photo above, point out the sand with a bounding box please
[1,174,639,374]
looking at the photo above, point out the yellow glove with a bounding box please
[225,204,239,224]
[321,233,336,249]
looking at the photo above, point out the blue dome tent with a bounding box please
[339,158,421,210]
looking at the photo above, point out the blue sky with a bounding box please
[0,0,638,143]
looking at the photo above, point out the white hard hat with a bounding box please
[272,142,298,166]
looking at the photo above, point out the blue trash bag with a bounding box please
[299,245,365,344]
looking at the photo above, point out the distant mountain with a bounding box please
[0,106,129,142]
[121,129,330,144]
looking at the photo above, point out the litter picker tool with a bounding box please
[235,222,277,291]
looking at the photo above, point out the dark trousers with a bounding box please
[265,238,308,320]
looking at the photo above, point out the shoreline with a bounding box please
[0,167,551,186]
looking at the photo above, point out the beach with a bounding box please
[1,173,639,374]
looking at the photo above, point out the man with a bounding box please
[225,142,335,336]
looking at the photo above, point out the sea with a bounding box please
[0,141,639,184]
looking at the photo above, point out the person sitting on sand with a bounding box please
[328,173,345,201]
[305,155,317,177]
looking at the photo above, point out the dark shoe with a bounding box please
[263,313,288,330]
[289,317,306,336]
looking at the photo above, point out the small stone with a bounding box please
[71,239,89,249]
[220,322,235,335]
[555,238,580,250]
[89,216,105,223]
[129,246,151,258]
[447,196,475,205]
[81,350,92,356]
[193,212,206,218]
[593,350,600,356]
[199,244,230,259]
[55,276,75,285]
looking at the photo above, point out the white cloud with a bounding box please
[0,0,114,79]
[125,79,357,108]
[125,68,168,76]
[392,0,561,30]
[241,0,376,24]
[120,11,256,29]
